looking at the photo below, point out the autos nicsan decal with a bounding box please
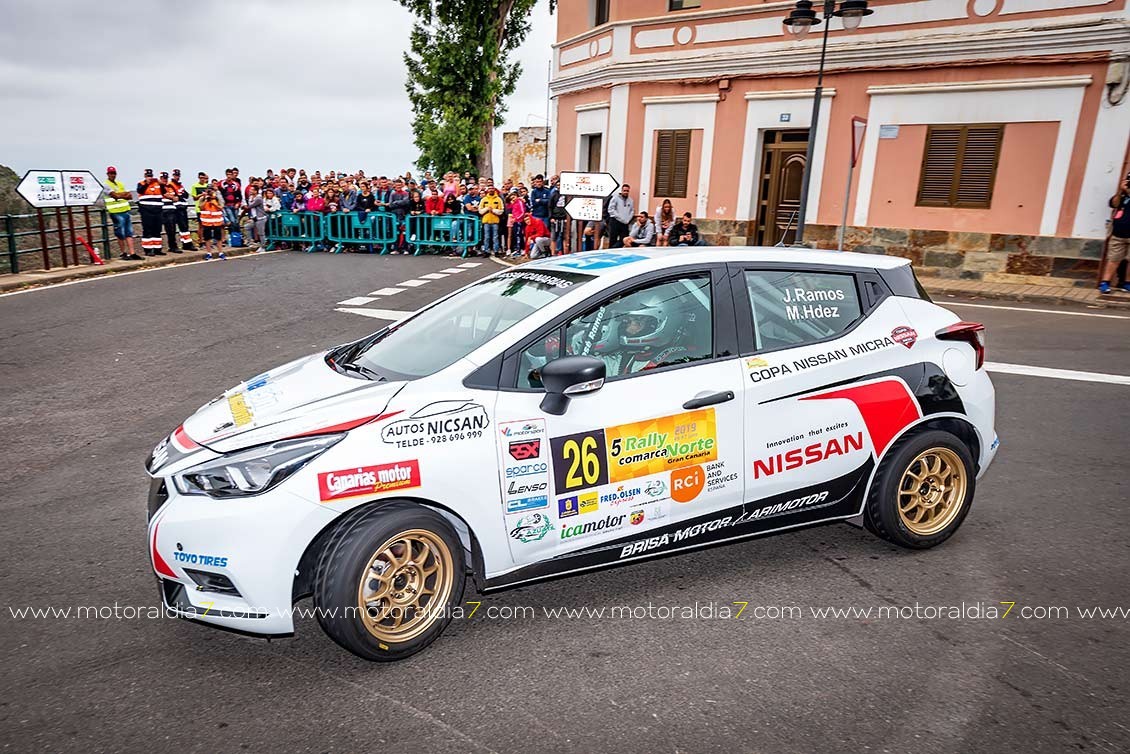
[381,400,489,448]
[500,419,551,514]
[317,460,422,502]
[550,409,718,497]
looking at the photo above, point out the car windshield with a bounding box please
[342,269,594,380]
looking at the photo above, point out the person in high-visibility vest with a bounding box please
[170,169,196,251]
[103,166,142,260]
[198,188,227,260]
[136,168,167,256]
[158,171,182,254]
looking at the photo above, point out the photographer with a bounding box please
[1100,173,1130,294]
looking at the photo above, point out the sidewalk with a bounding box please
[0,246,261,293]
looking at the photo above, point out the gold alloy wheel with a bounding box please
[897,447,968,536]
[356,529,454,644]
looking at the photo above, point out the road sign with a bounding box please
[17,171,66,208]
[16,170,103,208]
[565,196,604,222]
[62,171,103,206]
[559,171,619,198]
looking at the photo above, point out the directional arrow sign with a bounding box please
[559,171,619,198]
[61,171,103,206]
[16,170,103,208]
[17,170,66,208]
[565,196,604,222]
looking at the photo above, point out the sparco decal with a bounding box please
[505,462,549,479]
[752,432,864,479]
[318,460,422,502]
[380,401,489,448]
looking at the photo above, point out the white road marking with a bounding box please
[948,302,1130,320]
[337,296,376,306]
[398,279,428,287]
[368,287,405,296]
[986,362,1130,386]
[0,249,284,298]
[420,273,448,280]
[335,307,412,321]
[457,262,481,268]
[440,267,466,274]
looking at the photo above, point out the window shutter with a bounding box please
[917,126,961,207]
[954,126,1002,207]
[654,129,691,199]
[672,130,691,198]
[654,131,674,197]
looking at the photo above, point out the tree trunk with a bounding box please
[476,116,494,179]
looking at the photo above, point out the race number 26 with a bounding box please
[550,429,609,495]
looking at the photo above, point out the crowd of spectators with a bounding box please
[112,164,704,259]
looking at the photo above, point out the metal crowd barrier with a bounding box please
[263,211,482,257]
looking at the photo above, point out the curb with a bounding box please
[0,246,262,293]
[924,282,1130,312]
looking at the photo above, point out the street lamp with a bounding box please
[783,0,873,245]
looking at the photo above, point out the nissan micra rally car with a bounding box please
[146,248,997,660]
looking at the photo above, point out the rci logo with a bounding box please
[671,465,705,503]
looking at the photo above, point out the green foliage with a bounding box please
[397,0,545,176]
[0,164,26,216]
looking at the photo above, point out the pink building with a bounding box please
[550,0,1130,284]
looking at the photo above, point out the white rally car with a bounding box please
[146,248,997,660]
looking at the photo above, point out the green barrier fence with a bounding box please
[405,214,482,257]
[263,211,482,256]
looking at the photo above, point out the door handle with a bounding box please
[682,390,735,410]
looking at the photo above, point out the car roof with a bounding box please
[523,247,910,276]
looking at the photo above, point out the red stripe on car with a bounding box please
[172,424,199,451]
[151,521,178,579]
[284,410,403,440]
[801,378,922,456]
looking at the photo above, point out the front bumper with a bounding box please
[147,476,339,636]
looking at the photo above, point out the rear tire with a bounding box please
[865,430,975,549]
[314,503,465,661]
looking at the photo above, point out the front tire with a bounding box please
[314,503,465,661]
[865,430,975,549]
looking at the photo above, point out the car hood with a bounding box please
[182,353,405,454]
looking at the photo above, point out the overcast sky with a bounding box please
[0,0,555,183]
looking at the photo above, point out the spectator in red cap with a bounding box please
[102,166,141,260]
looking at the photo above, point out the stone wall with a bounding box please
[692,219,1105,287]
[502,127,550,184]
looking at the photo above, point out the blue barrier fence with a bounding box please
[265,211,482,256]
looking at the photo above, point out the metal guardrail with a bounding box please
[2,207,125,274]
[265,211,484,257]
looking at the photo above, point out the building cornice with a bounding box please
[867,75,1094,95]
[744,88,837,100]
[641,94,722,104]
[550,18,1127,97]
[574,100,611,112]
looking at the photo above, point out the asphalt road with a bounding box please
[1,252,1127,754]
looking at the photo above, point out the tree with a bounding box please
[397,0,552,178]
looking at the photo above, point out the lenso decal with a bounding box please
[318,460,422,502]
[380,401,489,448]
[605,409,717,483]
[510,513,553,543]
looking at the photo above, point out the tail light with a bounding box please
[936,322,986,369]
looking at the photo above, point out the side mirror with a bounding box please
[539,356,606,415]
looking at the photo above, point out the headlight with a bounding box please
[173,434,344,499]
